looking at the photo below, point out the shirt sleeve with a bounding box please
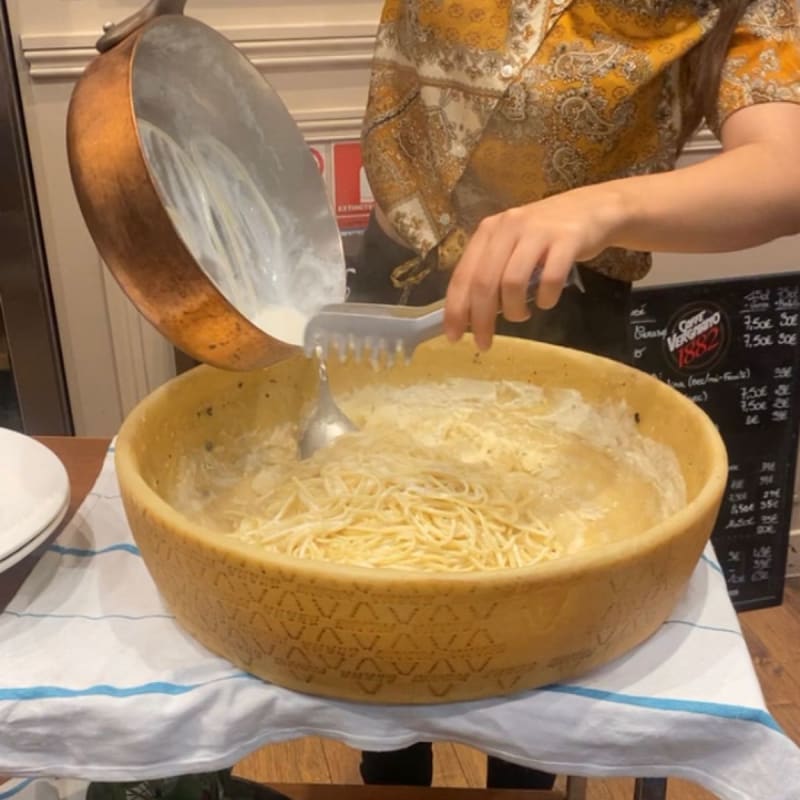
[711,0,800,137]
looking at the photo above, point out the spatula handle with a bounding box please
[96,0,188,53]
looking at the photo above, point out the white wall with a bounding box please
[10,1,378,38]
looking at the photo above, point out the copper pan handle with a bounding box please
[96,0,188,53]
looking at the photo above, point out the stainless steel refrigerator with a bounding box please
[0,1,71,435]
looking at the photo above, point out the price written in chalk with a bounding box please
[743,314,774,331]
[743,332,774,348]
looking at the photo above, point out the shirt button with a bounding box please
[439,213,451,226]
[500,63,514,79]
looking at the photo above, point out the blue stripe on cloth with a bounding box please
[47,543,140,557]
[0,780,35,800]
[0,673,253,702]
[701,553,724,575]
[1,611,175,622]
[545,684,782,733]
[662,619,742,636]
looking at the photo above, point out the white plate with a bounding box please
[0,493,70,574]
[0,428,71,561]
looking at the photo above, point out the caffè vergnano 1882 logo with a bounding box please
[664,302,730,373]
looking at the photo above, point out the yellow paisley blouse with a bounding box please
[361,0,800,288]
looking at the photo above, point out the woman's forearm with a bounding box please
[606,103,800,256]
[607,143,800,255]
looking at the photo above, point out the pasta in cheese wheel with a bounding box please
[169,379,686,572]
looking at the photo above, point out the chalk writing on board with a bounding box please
[628,274,800,611]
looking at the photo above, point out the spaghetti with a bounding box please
[170,379,686,572]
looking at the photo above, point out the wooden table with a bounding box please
[263,784,664,800]
[236,785,564,800]
[0,437,110,611]
[0,437,670,800]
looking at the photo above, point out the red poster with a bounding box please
[333,141,374,230]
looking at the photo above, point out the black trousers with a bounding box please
[348,214,632,789]
[359,741,564,789]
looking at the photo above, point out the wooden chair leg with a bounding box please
[565,775,588,800]
[633,777,668,800]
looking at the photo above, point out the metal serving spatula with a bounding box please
[298,354,358,459]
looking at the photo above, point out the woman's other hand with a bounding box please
[443,185,627,350]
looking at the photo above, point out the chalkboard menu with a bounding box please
[628,273,800,610]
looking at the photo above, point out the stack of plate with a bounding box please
[0,428,70,575]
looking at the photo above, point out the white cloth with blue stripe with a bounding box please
[1,445,799,799]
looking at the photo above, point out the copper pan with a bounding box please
[66,0,346,370]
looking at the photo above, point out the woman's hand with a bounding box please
[443,184,627,351]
